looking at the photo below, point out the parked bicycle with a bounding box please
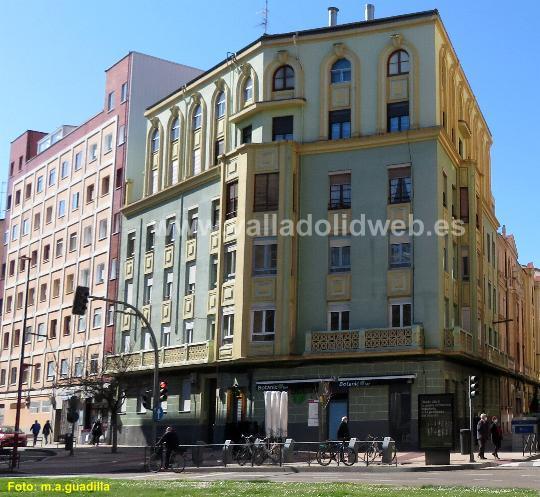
[363,435,396,465]
[147,445,186,473]
[235,434,256,466]
[316,440,357,466]
[253,437,281,466]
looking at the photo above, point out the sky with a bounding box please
[0,0,538,264]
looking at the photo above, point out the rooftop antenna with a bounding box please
[258,0,269,34]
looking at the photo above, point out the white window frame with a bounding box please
[250,306,276,342]
[224,244,236,281]
[329,237,351,273]
[92,308,103,329]
[183,320,194,344]
[327,303,351,331]
[98,219,108,240]
[388,298,412,328]
[253,237,277,275]
[222,307,235,345]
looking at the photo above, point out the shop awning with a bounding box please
[256,378,334,391]
[337,374,416,387]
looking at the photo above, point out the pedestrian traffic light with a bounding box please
[159,380,168,402]
[142,391,152,410]
[72,286,90,315]
[469,375,480,398]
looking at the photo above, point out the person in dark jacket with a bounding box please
[157,426,180,469]
[42,420,52,445]
[91,419,103,446]
[30,420,41,447]
[477,413,489,459]
[490,416,503,459]
[337,416,350,441]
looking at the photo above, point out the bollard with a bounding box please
[222,440,232,467]
[381,437,395,464]
[283,438,295,464]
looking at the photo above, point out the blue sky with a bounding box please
[0,0,537,264]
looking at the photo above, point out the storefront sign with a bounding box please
[256,383,289,392]
[418,394,454,450]
[308,400,319,427]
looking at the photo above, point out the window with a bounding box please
[253,238,277,275]
[170,117,180,141]
[165,217,176,244]
[74,357,83,377]
[209,255,218,288]
[186,263,196,294]
[113,212,121,233]
[5,296,11,313]
[55,238,64,258]
[68,232,77,252]
[21,364,30,383]
[254,173,279,211]
[211,200,220,230]
[329,238,351,273]
[11,224,19,241]
[16,291,23,309]
[121,332,131,353]
[163,269,173,299]
[121,82,128,102]
[104,134,113,152]
[273,65,295,91]
[34,364,41,383]
[117,125,126,146]
[72,191,80,210]
[216,91,226,119]
[9,259,15,276]
[86,184,95,203]
[387,102,410,132]
[180,379,192,412]
[36,176,44,193]
[183,321,194,344]
[187,210,198,239]
[390,241,411,268]
[28,288,35,305]
[331,58,351,83]
[329,173,351,209]
[442,172,448,207]
[61,160,70,179]
[22,218,30,236]
[49,319,57,339]
[0,369,5,386]
[241,125,252,144]
[2,333,9,349]
[33,212,40,231]
[98,219,108,240]
[90,354,99,374]
[192,105,202,130]
[226,181,238,218]
[13,329,20,347]
[161,325,171,347]
[146,225,155,251]
[387,50,410,76]
[65,273,74,294]
[47,361,55,381]
[460,187,469,223]
[127,233,136,257]
[329,109,351,140]
[95,263,105,284]
[57,199,66,218]
[39,283,47,302]
[63,316,71,336]
[48,169,56,186]
[92,308,102,328]
[60,359,69,378]
[25,183,32,199]
[251,308,275,341]
[192,149,201,175]
[83,226,92,246]
[80,268,90,287]
[151,128,159,153]
[389,300,412,327]
[243,77,253,103]
[214,139,225,162]
[45,206,53,223]
[328,305,350,331]
[142,329,152,350]
[78,315,86,333]
[224,244,236,281]
[388,167,412,204]
[272,115,293,141]
[110,258,118,280]
[10,367,17,384]
[107,91,115,111]
[89,143,98,161]
[101,175,110,195]
[143,276,153,305]
[15,190,21,205]
[74,151,82,170]
[222,309,234,345]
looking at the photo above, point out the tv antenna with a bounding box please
[258,0,269,34]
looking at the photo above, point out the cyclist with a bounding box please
[156,426,180,470]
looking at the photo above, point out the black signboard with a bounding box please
[418,394,454,450]
[256,383,289,392]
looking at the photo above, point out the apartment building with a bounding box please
[114,9,539,447]
[0,52,201,439]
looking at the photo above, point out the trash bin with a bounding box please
[381,437,395,464]
[64,434,73,451]
[460,429,471,455]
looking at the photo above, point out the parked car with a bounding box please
[0,427,27,448]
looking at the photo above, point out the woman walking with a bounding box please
[490,416,503,459]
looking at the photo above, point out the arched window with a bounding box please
[192,105,202,130]
[151,128,159,153]
[170,118,179,141]
[216,91,226,119]
[273,65,295,91]
[330,58,351,84]
[243,77,253,103]
[388,50,410,76]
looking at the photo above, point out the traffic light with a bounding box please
[469,375,480,398]
[142,391,152,410]
[72,286,90,316]
[159,380,168,402]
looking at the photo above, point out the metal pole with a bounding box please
[90,295,160,445]
[12,256,31,470]
[468,377,475,463]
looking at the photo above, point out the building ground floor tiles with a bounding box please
[116,355,540,449]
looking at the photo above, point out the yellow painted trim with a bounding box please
[229,97,306,124]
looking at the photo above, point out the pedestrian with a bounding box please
[91,419,103,446]
[337,416,350,441]
[490,416,503,460]
[42,420,52,445]
[473,413,481,447]
[156,426,180,470]
[476,413,489,460]
[30,420,41,447]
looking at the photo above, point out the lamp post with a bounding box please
[12,255,31,470]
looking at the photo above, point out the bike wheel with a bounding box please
[236,447,252,466]
[252,448,266,466]
[341,447,357,466]
[316,448,333,466]
[268,445,281,464]
[170,452,186,473]
[363,446,375,464]
[148,452,162,473]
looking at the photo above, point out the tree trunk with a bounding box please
[111,410,118,453]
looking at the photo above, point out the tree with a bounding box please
[54,353,135,453]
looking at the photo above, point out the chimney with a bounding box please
[364,3,375,21]
[328,6,339,26]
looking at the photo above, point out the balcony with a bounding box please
[106,341,214,372]
[305,325,423,354]
[442,327,474,354]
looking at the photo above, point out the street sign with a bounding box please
[153,406,164,422]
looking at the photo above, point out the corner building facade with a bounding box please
[116,10,540,447]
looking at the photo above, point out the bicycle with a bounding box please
[253,437,281,466]
[363,435,396,465]
[316,440,357,466]
[235,434,256,466]
[147,445,186,473]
